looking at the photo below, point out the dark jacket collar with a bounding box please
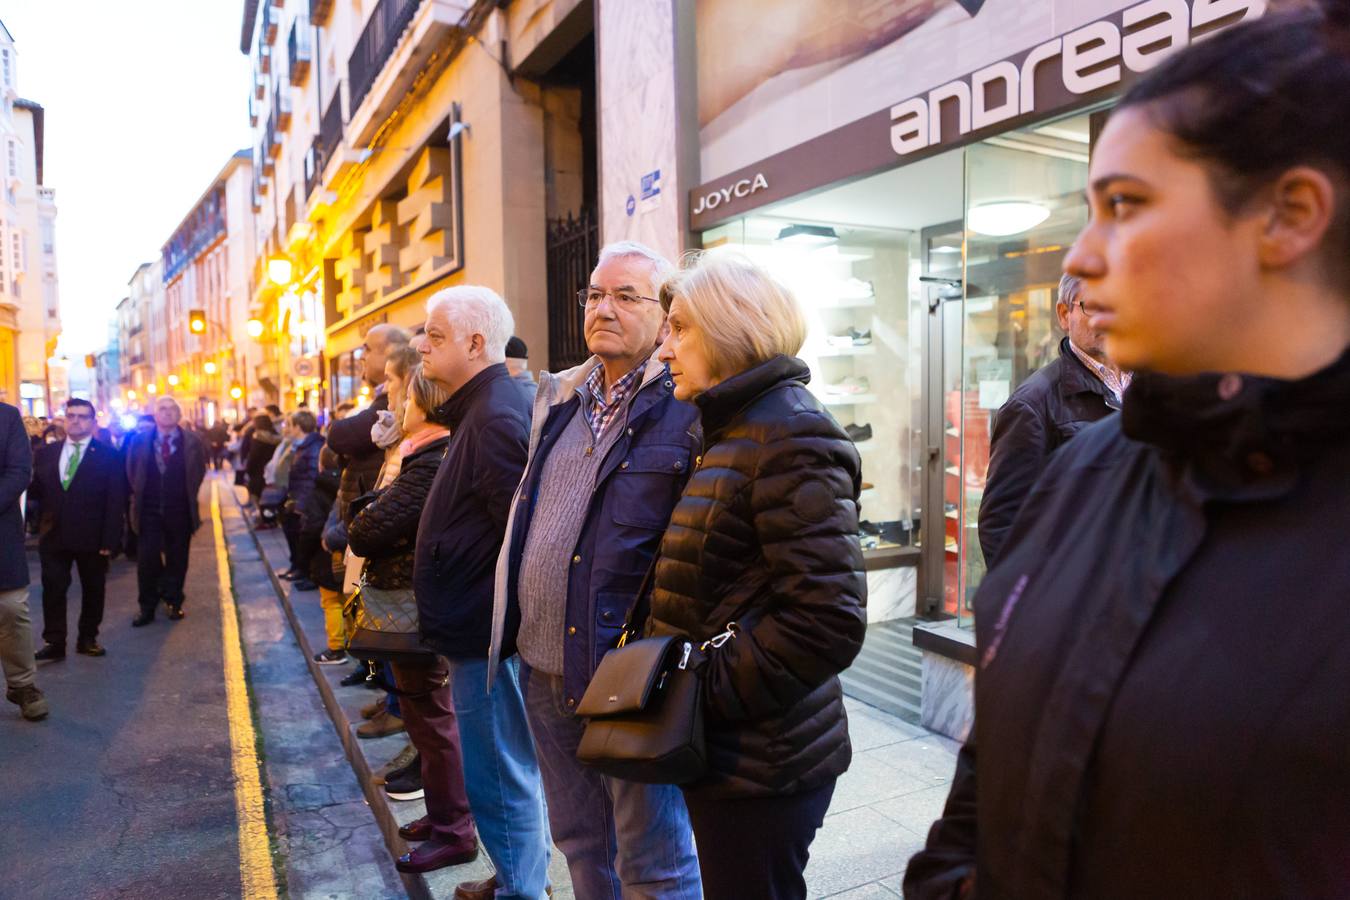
[1057,337,1116,403]
[435,363,510,429]
[406,433,451,463]
[1122,346,1350,482]
[295,431,323,450]
[695,355,810,440]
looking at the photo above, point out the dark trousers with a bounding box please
[281,510,302,570]
[39,547,108,646]
[392,656,475,849]
[137,510,193,613]
[682,778,836,900]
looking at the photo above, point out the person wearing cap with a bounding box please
[504,336,536,396]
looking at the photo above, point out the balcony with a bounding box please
[275,87,293,131]
[264,115,282,159]
[310,0,334,26]
[254,71,266,100]
[346,0,472,146]
[263,2,282,45]
[259,44,272,75]
[288,17,313,86]
[248,91,258,127]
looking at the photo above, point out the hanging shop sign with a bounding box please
[688,0,1264,231]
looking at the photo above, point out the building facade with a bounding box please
[0,21,61,415]
[159,151,260,424]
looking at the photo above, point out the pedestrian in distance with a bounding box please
[30,398,126,660]
[650,252,867,900]
[0,400,47,721]
[126,396,207,626]
[906,6,1350,898]
[245,413,281,511]
[413,286,552,897]
[281,410,324,590]
[348,364,478,872]
[977,272,1129,569]
[503,335,537,396]
[490,241,702,899]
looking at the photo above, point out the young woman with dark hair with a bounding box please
[906,5,1350,898]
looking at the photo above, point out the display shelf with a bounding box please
[821,393,878,406]
[817,297,877,311]
[813,344,877,358]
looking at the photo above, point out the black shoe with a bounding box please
[75,641,106,657]
[34,644,65,661]
[278,569,300,580]
[165,606,185,621]
[339,666,370,688]
[845,422,873,442]
[132,611,155,627]
[292,579,317,591]
[384,765,424,801]
[313,648,348,665]
[384,751,421,786]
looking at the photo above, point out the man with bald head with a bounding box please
[126,397,207,626]
[327,324,411,530]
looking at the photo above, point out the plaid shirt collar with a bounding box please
[1068,340,1132,403]
[583,356,649,440]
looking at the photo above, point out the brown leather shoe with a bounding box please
[453,877,551,899]
[356,709,405,739]
[360,695,386,720]
[395,838,478,874]
[76,641,107,657]
[397,814,433,842]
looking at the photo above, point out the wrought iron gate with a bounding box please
[545,208,598,371]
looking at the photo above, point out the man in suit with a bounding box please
[0,400,47,720]
[126,397,207,627]
[30,399,126,659]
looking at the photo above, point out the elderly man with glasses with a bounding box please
[486,241,703,900]
[978,273,1131,569]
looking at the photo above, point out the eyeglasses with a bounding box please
[577,288,658,310]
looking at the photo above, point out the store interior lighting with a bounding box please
[775,223,839,246]
[967,200,1050,237]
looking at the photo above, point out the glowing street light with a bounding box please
[203,361,218,375]
[167,374,180,387]
[146,383,159,394]
[246,318,265,339]
[127,389,138,400]
[267,257,293,286]
[229,383,244,400]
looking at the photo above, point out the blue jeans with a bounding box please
[522,663,702,900]
[448,656,552,899]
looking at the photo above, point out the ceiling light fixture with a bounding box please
[968,201,1051,237]
[775,224,839,246]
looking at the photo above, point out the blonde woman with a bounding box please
[650,252,867,899]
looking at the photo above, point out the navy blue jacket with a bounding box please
[415,364,532,659]
[490,357,700,706]
[286,431,325,527]
[0,403,32,591]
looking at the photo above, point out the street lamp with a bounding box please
[204,360,218,375]
[267,257,293,286]
[146,383,158,395]
[229,382,244,400]
[246,318,265,339]
[167,374,180,387]
[126,389,137,401]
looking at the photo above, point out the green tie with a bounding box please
[62,442,83,490]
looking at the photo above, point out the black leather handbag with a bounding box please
[576,561,744,785]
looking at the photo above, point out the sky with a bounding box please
[1,0,254,357]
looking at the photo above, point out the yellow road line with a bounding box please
[210,479,280,899]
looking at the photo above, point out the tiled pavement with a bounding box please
[226,478,958,898]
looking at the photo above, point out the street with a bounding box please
[1,474,957,899]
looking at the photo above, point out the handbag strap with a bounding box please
[617,555,758,653]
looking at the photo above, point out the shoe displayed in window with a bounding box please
[845,423,873,442]
[825,327,873,349]
[838,278,875,300]
[824,375,871,395]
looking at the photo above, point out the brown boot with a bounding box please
[6,684,49,721]
[356,708,405,739]
[453,877,551,899]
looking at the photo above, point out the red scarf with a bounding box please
[399,425,450,459]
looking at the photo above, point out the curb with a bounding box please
[225,486,433,900]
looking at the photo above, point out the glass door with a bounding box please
[953,116,1093,625]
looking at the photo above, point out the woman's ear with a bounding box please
[1258,166,1337,270]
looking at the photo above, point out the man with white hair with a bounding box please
[405,285,551,895]
[488,241,702,897]
[126,396,207,626]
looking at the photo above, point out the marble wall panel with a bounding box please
[921,650,974,742]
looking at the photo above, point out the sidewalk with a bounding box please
[227,481,955,899]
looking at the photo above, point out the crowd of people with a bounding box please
[1,8,1347,898]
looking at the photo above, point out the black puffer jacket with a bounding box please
[347,434,449,590]
[648,355,867,798]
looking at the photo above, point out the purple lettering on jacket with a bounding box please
[981,573,1028,669]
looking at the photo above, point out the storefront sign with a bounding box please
[688,0,1263,231]
[691,172,769,218]
[890,0,1264,157]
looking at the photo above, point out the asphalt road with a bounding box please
[0,513,245,900]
